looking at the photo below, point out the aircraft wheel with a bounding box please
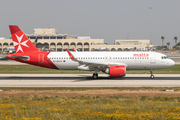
[92,73,98,79]
[150,75,154,79]
[150,70,154,79]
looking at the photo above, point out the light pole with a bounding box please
[148,7,154,45]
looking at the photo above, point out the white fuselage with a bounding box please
[47,51,175,70]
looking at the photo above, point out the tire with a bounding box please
[150,75,154,79]
[92,73,98,79]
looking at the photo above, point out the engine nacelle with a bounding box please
[105,65,126,77]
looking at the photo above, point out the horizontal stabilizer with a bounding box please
[7,55,30,61]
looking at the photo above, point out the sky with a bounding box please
[0,0,180,46]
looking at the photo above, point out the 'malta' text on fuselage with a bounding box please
[133,53,149,57]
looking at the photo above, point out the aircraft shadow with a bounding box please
[0,76,179,81]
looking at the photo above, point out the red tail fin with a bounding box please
[9,25,39,53]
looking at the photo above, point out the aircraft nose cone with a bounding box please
[169,59,175,67]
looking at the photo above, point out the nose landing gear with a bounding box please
[150,70,154,79]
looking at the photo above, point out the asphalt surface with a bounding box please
[0,74,180,87]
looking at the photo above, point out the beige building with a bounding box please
[34,28,57,34]
[0,28,150,52]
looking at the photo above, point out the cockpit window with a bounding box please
[161,56,168,59]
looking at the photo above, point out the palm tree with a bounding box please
[167,42,170,50]
[174,36,178,45]
[161,36,165,49]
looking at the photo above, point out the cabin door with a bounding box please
[150,53,156,64]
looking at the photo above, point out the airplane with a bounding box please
[7,25,175,79]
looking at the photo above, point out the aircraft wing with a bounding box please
[78,60,126,67]
[66,48,127,69]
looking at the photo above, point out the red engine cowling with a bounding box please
[105,65,126,77]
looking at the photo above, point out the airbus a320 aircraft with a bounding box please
[7,25,175,79]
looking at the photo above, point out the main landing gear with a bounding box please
[92,73,98,79]
[92,68,100,79]
[150,70,154,79]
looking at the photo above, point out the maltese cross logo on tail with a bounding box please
[13,34,29,52]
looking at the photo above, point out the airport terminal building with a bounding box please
[0,28,151,52]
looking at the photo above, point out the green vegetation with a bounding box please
[0,64,179,74]
[0,88,180,119]
[1,95,180,119]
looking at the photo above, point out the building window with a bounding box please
[44,37,49,39]
[30,37,36,39]
[50,37,56,39]
[37,37,42,39]
[57,36,63,39]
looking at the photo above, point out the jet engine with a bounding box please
[105,65,126,77]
